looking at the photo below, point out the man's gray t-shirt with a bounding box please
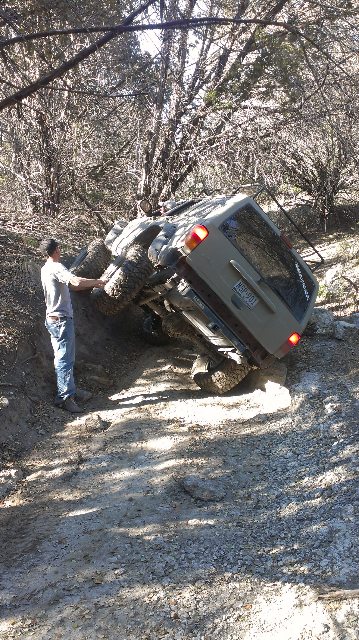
[41,261,74,318]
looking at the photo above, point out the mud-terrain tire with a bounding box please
[192,355,251,394]
[133,224,161,249]
[91,244,153,314]
[70,239,111,279]
[90,288,123,316]
[141,314,172,346]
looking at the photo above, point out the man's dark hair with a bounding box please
[39,238,58,256]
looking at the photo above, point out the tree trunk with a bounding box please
[138,0,291,206]
[38,113,61,215]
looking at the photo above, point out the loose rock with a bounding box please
[0,467,23,499]
[308,307,334,335]
[177,475,226,501]
[333,320,359,340]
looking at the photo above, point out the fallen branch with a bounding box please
[25,394,41,403]
[0,13,349,111]
[0,0,156,111]
[342,275,359,293]
[317,589,359,601]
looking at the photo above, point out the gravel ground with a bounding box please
[1,332,359,640]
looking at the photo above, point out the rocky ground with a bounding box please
[1,215,359,639]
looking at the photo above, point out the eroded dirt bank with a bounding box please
[1,322,359,640]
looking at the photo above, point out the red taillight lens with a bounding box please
[184,225,209,253]
[277,332,301,357]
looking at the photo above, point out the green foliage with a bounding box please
[22,236,37,247]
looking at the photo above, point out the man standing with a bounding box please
[40,238,108,413]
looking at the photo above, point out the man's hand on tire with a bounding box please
[94,278,109,287]
[69,276,109,290]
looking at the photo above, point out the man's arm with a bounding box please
[69,276,108,290]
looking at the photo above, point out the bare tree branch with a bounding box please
[0,10,351,113]
[39,86,149,98]
[0,17,329,49]
[0,0,156,111]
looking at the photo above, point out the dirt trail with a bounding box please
[1,320,359,639]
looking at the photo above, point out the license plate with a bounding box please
[232,278,259,309]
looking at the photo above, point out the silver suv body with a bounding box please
[72,188,321,393]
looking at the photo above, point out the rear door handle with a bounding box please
[230,260,276,313]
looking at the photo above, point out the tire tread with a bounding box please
[192,357,251,394]
[71,239,111,279]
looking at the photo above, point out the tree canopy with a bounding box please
[0,0,358,225]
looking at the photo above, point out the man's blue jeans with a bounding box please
[45,317,76,403]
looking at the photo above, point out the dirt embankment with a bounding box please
[0,231,143,466]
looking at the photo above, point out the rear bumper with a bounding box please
[174,258,276,369]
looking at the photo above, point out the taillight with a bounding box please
[275,332,301,358]
[276,332,301,357]
[288,332,300,346]
[183,225,209,253]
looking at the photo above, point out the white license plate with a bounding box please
[232,278,259,309]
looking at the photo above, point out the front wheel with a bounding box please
[91,243,153,314]
[192,355,251,394]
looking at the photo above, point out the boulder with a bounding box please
[343,312,359,328]
[244,362,287,392]
[177,475,225,501]
[323,266,342,292]
[333,321,359,341]
[307,308,334,335]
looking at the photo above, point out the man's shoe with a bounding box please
[62,397,83,413]
[75,389,93,403]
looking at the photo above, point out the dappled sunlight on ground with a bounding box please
[1,336,359,638]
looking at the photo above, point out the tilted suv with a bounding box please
[71,186,322,393]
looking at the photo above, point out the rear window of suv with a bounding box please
[219,204,316,321]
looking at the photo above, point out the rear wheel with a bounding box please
[141,314,172,345]
[91,244,153,314]
[70,239,111,279]
[192,355,251,394]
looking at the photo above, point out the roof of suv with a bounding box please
[166,186,324,271]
